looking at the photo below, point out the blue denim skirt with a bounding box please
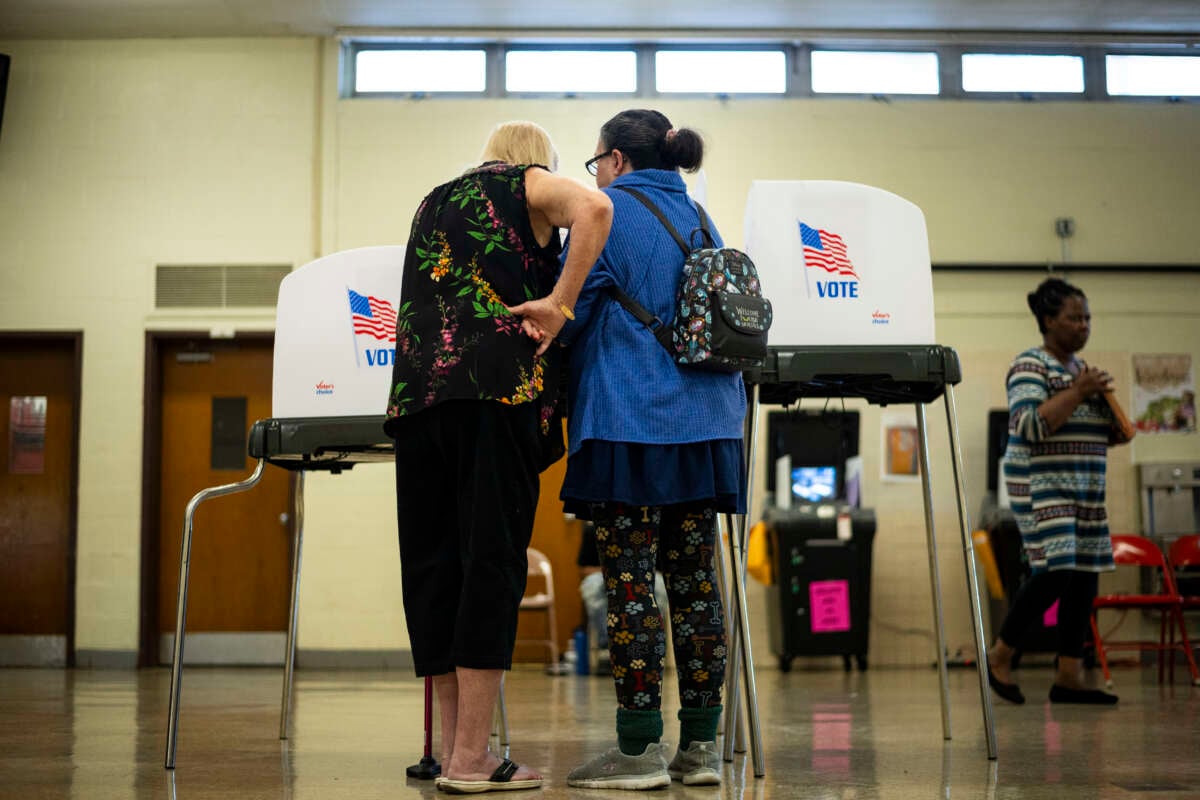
[560,438,746,520]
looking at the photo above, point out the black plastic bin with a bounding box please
[764,506,877,672]
[979,497,1059,661]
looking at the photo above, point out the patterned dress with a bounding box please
[1002,347,1116,574]
[383,161,565,466]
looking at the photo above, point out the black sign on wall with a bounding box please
[211,397,247,470]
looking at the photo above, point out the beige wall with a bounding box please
[0,38,320,654]
[0,36,1197,665]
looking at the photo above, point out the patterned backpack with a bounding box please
[606,186,773,373]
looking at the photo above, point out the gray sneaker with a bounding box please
[566,742,671,790]
[668,740,722,786]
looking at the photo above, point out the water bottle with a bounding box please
[573,626,589,675]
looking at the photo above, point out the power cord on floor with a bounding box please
[872,618,935,640]
[871,619,986,668]
[936,646,978,669]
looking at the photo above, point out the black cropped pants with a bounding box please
[392,400,541,676]
[998,569,1100,659]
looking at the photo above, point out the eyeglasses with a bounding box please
[584,150,614,176]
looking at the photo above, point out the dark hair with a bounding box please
[599,109,704,173]
[1027,277,1085,334]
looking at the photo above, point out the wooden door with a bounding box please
[156,338,293,664]
[0,337,78,666]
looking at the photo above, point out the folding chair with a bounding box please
[516,547,558,665]
[1090,534,1200,687]
[1168,534,1200,656]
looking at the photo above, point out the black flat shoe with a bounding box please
[987,666,1025,705]
[1049,684,1118,705]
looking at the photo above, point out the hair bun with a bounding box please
[664,127,704,172]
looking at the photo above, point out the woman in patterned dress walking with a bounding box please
[986,277,1132,706]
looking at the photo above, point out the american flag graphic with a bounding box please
[799,222,859,279]
[347,289,397,342]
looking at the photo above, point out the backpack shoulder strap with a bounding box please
[605,285,675,352]
[612,185,691,256]
[692,202,717,248]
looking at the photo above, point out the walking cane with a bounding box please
[406,676,441,779]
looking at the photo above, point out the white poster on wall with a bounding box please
[1131,353,1196,434]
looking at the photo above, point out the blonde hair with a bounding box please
[480,121,559,172]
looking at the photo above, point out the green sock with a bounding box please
[616,707,663,756]
[678,705,722,749]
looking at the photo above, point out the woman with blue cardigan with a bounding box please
[558,109,747,790]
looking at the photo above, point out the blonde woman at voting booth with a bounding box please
[384,121,611,794]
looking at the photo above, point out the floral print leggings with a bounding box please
[591,501,727,711]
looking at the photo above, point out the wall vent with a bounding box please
[155,264,292,308]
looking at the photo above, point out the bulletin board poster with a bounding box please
[1131,354,1196,434]
[881,409,921,482]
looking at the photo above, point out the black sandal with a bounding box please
[987,666,1026,705]
[1049,684,1118,705]
[438,758,544,794]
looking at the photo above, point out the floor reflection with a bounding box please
[0,664,1196,799]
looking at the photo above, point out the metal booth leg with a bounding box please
[724,512,765,777]
[942,385,999,760]
[914,404,953,742]
[280,471,305,739]
[721,383,765,776]
[713,518,735,729]
[720,512,744,761]
[165,459,267,769]
[712,522,747,757]
[492,679,511,758]
[717,515,748,756]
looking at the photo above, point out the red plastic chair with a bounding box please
[1168,534,1200,648]
[1090,534,1200,687]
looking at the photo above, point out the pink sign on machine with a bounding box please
[809,579,852,633]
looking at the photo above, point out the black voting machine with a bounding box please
[760,409,877,672]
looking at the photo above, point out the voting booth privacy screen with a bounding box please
[272,246,405,418]
[743,180,935,346]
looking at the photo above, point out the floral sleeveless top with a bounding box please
[384,162,565,465]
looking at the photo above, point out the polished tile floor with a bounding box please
[1,662,1198,799]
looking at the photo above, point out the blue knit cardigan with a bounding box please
[559,169,747,455]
